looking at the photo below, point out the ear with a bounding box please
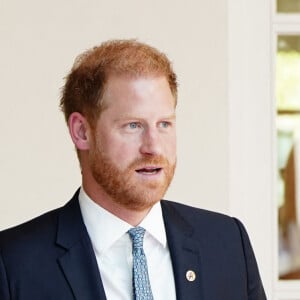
[68,112,91,150]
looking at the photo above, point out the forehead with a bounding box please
[101,75,176,110]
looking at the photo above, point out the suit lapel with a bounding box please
[161,200,204,300]
[56,193,107,300]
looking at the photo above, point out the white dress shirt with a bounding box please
[78,188,176,299]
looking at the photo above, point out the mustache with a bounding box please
[128,155,169,170]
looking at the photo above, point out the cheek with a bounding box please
[165,134,177,157]
[104,138,141,167]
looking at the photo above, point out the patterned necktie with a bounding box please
[128,226,154,300]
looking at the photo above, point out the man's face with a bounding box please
[88,75,177,211]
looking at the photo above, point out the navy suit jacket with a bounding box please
[0,190,266,299]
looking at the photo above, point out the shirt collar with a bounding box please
[139,201,167,248]
[78,187,167,255]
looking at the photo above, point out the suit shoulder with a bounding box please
[161,199,241,232]
[0,205,63,250]
[162,199,233,221]
[0,190,80,248]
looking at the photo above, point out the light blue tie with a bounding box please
[128,226,154,300]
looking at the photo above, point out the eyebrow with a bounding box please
[158,114,176,120]
[113,113,176,123]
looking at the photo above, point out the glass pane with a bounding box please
[277,35,300,279]
[277,0,300,13]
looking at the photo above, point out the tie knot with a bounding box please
[128,226,145,249]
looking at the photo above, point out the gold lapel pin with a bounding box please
[186,270,196,282]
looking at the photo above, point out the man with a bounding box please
[0,40,266,299]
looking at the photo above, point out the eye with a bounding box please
[159,121,170,128]
[128,122,138,129]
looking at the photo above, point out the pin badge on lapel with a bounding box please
[186,270,196,282]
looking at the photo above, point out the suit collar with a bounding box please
[161,200,204,300]
[56,190,107,300]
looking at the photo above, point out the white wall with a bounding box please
[228,0,272,296]
[0,0,228,229]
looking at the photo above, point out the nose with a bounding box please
[139,128,162,156]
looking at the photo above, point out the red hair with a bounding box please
[60,39,178,126]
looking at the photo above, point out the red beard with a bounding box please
[89,148,176,211]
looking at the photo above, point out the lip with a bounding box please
[135,166,163,175]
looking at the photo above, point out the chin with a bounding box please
[116,188,167,212]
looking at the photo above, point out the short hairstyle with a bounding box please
[60,39,178,126]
